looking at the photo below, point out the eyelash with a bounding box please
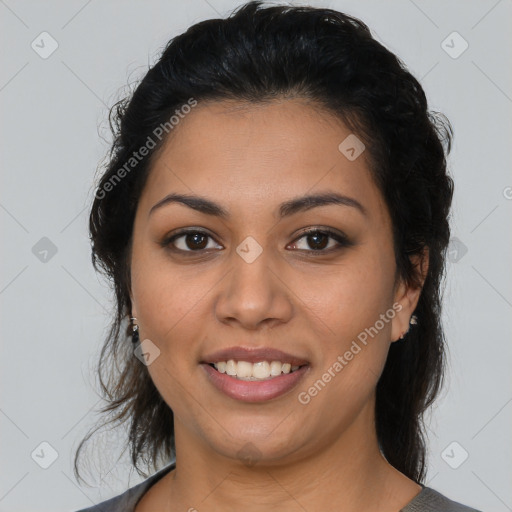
[162,227,353,256]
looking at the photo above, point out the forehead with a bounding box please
[140,99,389,224]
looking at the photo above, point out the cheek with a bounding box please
[296,248,395,346]
[297,249,395,403]
[131,239,204,340]
[130,257,208,417]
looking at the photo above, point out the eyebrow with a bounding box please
[148,191,367,219]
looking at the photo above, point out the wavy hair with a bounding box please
[74,0,454,484]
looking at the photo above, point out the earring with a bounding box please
[130,317,140,344]
[399,314,418,340]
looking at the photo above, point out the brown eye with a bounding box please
[163,227,352,256]
[164,229,222,252]
[288,228,352,254]
[304,231,330,250]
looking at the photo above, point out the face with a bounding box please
[129,99,422,466]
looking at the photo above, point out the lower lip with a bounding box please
[201,364,309,402]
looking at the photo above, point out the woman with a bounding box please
[74,2,481,511]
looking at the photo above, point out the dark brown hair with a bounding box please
[74,0,453,484]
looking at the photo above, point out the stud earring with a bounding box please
[399,314,418,340]
[130,317,140,344]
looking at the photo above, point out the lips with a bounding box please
[200,346,310,402]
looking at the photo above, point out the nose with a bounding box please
[214,243,293,331]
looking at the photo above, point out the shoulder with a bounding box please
[73,462,175,512]
[402,486,482,512]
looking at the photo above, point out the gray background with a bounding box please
[1,1,511,511]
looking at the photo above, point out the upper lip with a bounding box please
[201,346,309,366]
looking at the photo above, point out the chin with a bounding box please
[199,419,311,468]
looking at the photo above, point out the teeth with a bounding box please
[270,361,282,376]
[237,361,253,378]
[226,360,237,376]
[212,360,303,380]
[252,361,270,379]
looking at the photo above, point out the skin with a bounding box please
[129,98,428,512]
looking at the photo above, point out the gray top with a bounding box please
[75,462,482,512]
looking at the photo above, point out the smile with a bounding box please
[211,360,302,380]
[201,361,310,402]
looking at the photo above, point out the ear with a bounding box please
[128,287,138,320]
[130,295,138,320]
[390,247,429,343]
[127,266,137,319]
